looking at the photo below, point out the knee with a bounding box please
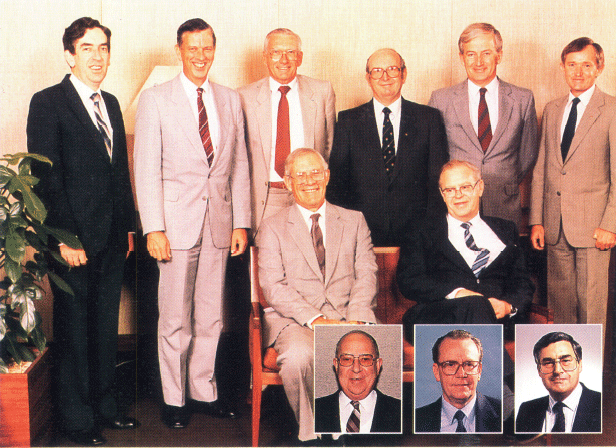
[278,344,313,376]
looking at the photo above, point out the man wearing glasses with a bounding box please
[327,48,448,246]
[516,332,601,433]
[315,330,402,434]
[416,330,501,432]
[257,148,378,443]
[238,28,335,237]
[397,160,533,338]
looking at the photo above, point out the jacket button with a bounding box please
[476,279,480,284]
[557,192,561,196]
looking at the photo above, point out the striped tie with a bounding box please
[382,107,395,179]
[197,87,214,167]
[91,93,112,159]
[461,222,490,277]
[478,87,492,152]
[346,400,360,432]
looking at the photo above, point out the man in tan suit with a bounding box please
[530,37,616,330]
[238,28,336,237]
[257,148,377,443]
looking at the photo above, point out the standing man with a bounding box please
[327,48,448,247]
[27,17,138,446]
[429,23,538,227]
[134,19,250,428]
[530,37,616,329]
[238,28,336,237]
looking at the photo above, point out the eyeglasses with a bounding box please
[268,50,300,61]
[437,360,481,376]
[440,179,481,198]
[538,356,579,374]
[287,169,326,184]
[368,66,405,80]
[337,354,377,367]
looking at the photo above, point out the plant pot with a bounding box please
[0,347,52,447]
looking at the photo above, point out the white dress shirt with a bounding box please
[338,389,377,434]
[373,97,402,154]
[70,74,113,146]
[543,382,583,433]
[468,77,499,137]
[179,72,220,154]
[269,77,305,182]
[440,395,477,432]
[560,84,595,140]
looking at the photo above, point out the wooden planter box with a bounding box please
[0,347,52,447]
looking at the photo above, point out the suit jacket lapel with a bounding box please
[101,91,123,164]
[297,75,317,148]
[287,205,324,281]
[324,204,342,285]
[553,96,568,166]
[433,215,474,274]
[211,82,230,166]
[392,100,418,181]
[488,80,514,156]
[565,88,603,163]
[453,81,483,154]
[255,79,273,172]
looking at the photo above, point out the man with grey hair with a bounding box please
[429,23,538,227]
[397,160,533,337]
[238,28,336,238]
[257,148,377,443]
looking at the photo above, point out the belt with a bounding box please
[268,181,286,189]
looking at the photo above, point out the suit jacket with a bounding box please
[256,202,377,346]
[134,75,251,249]
[397,214,533,315]
[314,389,402,433]
[27,74,135,255]
[429,79,539,225]
[516,383,601,433]
[237,75,336,235]
[326,98,449,247]
[415,392,501,432]
[530,87,616,247]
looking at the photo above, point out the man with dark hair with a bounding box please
[516,332,601,433]
[428,23,538,227]
[416,330,501,433]
[134,18,250,428]
[315,330,402,434]
[27,16,138,446]
[530,37,616,332]
[327,48,448,246]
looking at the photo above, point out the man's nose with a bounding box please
[553,360,564,374]
[352,358,362,372]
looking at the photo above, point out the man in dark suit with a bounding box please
[27,17,137,446]
[416,330,501,433]
[397,160,533,339]
[327,48,448,246]
[516,332,601,433]
[315,330,401,434]
[428,23,538,227]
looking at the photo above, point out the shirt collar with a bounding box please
[180,71,210,96]
[442,394,477,423]
[447,212,482,228]
[296,201,326,223]
[467,76,499,96]
[69,74,101,103]
[373,96,402,118]
[269,76,299,93]
[569,84,595,107]
[339,389,378,408]
[548,381,583,412]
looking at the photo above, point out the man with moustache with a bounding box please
[416,330,501,433]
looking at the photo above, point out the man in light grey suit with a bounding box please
[134,19,250,428]
[530,37,616,331]
[257,148,377,443]
[429,23,538,227]
[238,28,336,236]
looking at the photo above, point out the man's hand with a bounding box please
[455,288,483,298]
[530,225,545,250]
[60,245,88,267]
[488,298,512,319]
[230,228,248,256]
[127,232,135,259]
[147,231,171,261]
[593,228,616,250]
[312,317,345,326]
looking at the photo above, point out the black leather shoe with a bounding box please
[102,415,140,430]
[65,428,106,446]
[189,399,240,419]
[162,404,190,429]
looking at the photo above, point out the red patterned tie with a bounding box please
[197,87,214,167]
[478,87,492,152]
[275,86,291,177]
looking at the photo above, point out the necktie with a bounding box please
[454,410,467,433]
[561,97,581,161]
[461,222,490,277]
[311,214,325,278]
[382,107,396,178]
[197,87,214,167]
[91,93,112,159]
[478,87,492,152]
[275,86,291,178]
[552,402,566,432]
[346,401,360,433]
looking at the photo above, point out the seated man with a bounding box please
[416,329,501,433]
[516,331,601,433]
[315,330,401,434]
[257,148,378,443]
[396,160,534,342]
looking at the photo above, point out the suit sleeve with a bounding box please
[599,110,616,233]
[497,222,534,312]
[518,92,539,182]
[427,109,449,217]
[326,111,354,209]
[529,104,550,227]
[324,82,336,158]
[27,91,79,235]
[229,92,252,229]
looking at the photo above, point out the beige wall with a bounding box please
[2,0,616,335]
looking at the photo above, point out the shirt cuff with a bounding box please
[446,288,464,299]
[306,314,324,330]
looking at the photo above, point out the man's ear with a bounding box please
[432,363,441,382]
[64,50,75,68]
